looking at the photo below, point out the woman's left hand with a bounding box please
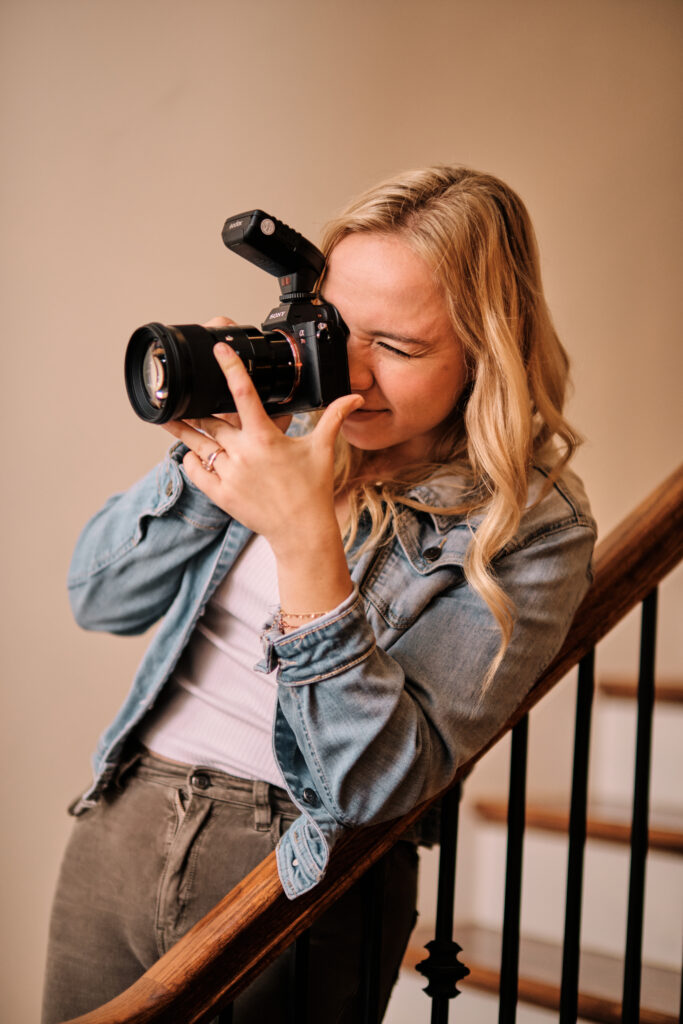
[161,342,364,559]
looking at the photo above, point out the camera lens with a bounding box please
[125,322,300,423]
[125,324,189,423]
[141,344,169,408]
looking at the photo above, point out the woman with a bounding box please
[43,166,596,1023]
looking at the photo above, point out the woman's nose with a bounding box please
[346,338,374,392]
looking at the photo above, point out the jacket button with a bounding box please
[423,547,442,562]
[302,787,319,807]
[191,771,210,790]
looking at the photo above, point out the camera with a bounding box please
[124,211,350,423]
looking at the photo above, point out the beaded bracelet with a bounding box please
[276,609,327,632]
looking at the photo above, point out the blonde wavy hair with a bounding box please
[315,165,580,674]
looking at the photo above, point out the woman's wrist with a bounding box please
[276,608,331,633]
[274,525,353,629]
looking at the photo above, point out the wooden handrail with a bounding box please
[64,463,683,1024]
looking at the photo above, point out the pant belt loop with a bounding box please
[253,779,272,832]
[113,746,145,791]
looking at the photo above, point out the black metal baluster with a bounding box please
[498,715,529,1024]
[559,648,595,1022]
[288,928,311,1024]
[416,781,470,1024]
[360,857,387,1024]
[622,588,658,1022]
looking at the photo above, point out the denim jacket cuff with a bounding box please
[258,589,376,684]
[275,813,329,899]
[164,442,230,530]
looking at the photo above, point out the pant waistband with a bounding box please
[120,745,297,819]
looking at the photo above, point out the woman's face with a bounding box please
[322,232,467,473]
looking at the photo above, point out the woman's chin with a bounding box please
[341,412,393,449]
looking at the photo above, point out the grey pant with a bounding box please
[42,750,419,1023]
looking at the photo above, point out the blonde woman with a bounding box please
[43,166,596,1023]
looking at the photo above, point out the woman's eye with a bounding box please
[377,341,414,358]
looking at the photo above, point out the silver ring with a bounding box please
[201,448,222,473]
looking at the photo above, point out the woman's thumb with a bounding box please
[314,394,365,446]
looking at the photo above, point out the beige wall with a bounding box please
[1,1,681,1017]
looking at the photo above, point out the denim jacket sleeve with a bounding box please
[67,444,230,634]
[265,470,596,833]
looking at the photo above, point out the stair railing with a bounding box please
[63,463,683,1024]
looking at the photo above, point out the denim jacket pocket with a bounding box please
[360,522,468,631]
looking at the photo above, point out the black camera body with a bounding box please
[124,210,350,423]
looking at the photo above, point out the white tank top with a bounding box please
[137,533,286,787]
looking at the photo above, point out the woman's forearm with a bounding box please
[273,519,353,628]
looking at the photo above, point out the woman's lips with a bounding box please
[347,408,388,420]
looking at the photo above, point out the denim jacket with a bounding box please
[67,442,596,899]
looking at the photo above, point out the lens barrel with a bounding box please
[124,322,298,423]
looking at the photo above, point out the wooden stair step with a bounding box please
[473,796,683,854]
[403,923,680,1024]
[598,676,683,704]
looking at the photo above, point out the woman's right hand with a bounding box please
[159,340,363,616]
